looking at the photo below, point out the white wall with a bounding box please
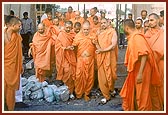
[4,4,31,19]
[132,3,165,20]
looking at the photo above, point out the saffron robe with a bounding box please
[120,32,161,111]
[55,30,76,94]
[72,32,96,98]
[30,28,55,82]
[145,28,164,110]
[4,30,23,110]
[97,28,118,100]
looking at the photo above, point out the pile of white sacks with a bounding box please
[21,75,70,102]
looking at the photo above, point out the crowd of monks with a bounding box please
[4,6,164,111]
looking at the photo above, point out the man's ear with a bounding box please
[11,24,15,27]
[125,26,129,32]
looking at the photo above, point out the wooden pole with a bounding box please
[84,4,86,20]
[124,4,127,19]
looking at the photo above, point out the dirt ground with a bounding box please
[14,48,126,112]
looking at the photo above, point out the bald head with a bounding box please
[38,23,45,28]
[75,10,80,15]
[82,20,90,36]
[123,19,135,36]
[75,10,81,19]
[64,21,73,26]
[9,17,21,25]
[149,13,159,20]
[8,17,22,32]
[148,13,160,28]
[101,18,108,22]
[123,19,135,29]
[38,23,45,34]
[83,20,90,26]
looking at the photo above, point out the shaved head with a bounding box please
[8,17,22,32]
[149,13,159,20]
[64,21,73,26]
[148,13,160,28]
[38,23,45,28]
[82,20,90,36]
[75,10,81,19]
[123,19,135,35]
[83,20,90,27]
[123,19,135,29]
[101,18,108,22]
[38,23,45,34]
[9,17,21,25]
[75,10,81,15]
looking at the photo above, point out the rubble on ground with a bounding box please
[21,75,70,103]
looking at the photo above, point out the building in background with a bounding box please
[132,3,164,20]
[3,2,165,30]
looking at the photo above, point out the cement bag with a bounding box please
[28,75,38,82]
[30,81,42,92]
[42,81,48,87]
[48,85,58,91]
[22,81,35,99]
[54,85,69,102]
[43,86,55,102]
[25,59,34,69]
[21,77,28,87]
[30,89,44,100]
[24,90,31,100]
[23,81,35,93]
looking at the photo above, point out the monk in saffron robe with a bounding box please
[65,6,75,21]
[145,13,164,111]
[120,19,161,111]
[87,8,100,29]
[4,18,23,110]
[55,21,76,99]
[28,23,55,82]
[73,22,81,34]
[49,17,62,72]
[42,11,53,28]
[91,16,101,33]
[91,16,101,90]
[51,17,61,36]
[93,18,118,104]
[58,13,66,27]
[144,20,150,34]
[72,21,96,101]
[70,10,84,25]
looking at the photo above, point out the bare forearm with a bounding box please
[101,32,117,52]
[139,55,147,74]
[95,44,101,49]
[102,44,116,52]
